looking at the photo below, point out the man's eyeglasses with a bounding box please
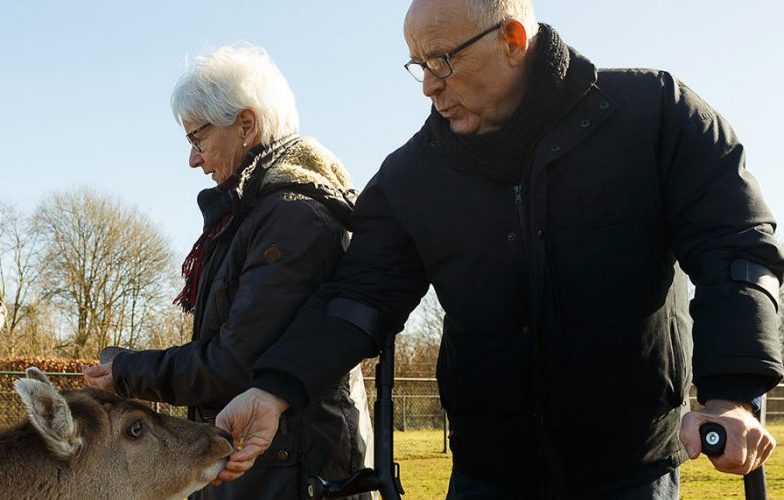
[404,21,503,82]
[185,122,212,153]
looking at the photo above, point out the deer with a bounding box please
[0,367,234,499]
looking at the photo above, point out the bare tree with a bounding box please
[403,286,445,341]
[0,203,44,356]
[8,301,59,356]
[145,304,194,350]
[33,189,173,358]
[397,287,444,377]
[360,287,445,377]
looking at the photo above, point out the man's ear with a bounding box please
[500,19,528,64]
[14,367,82,459]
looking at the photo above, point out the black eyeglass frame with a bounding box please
[185,122,212,153]
[404,21,504,82]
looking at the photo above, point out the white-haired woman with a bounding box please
[84,45,372,500]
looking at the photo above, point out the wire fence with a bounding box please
[1,371,783,432]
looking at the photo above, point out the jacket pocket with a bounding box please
[580,180,630,228]
[210,279,235,327]
[257,413,299,467]
[668,317,688,408]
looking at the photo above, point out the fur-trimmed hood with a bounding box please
[237,136,356,227]
[242,136,352,194]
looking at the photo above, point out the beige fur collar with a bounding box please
[237,137,353,201]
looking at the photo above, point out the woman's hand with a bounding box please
[83,362,115,394]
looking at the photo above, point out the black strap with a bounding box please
[730,259,781,311]
[326,297,384,345]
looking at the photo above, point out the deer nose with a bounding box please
[218,429,233,447]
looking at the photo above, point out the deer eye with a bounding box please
[127,420,145,439]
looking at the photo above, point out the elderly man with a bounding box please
[216,0,783,497]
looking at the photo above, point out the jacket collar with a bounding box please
[422,26,598,184]
[196,135,356,231]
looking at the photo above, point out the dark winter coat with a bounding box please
[252,43,784,497]
[112,137,370,500]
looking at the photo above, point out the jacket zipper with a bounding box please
[515,182,551,497]
[513,185,528,262]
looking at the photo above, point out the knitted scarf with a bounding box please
[429,23,571,184]
[173,174,240,313]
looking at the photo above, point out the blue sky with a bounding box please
[2,1,782,259]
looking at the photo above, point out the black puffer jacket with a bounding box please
[112,136,371,500]
[252,40,784,497]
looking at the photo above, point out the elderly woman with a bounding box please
[84,45,371,500]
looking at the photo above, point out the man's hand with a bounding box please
[83,362,115,393]
[680,399,776,475]
[215,388,290,481]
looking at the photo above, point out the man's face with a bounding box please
[404,0,526,135]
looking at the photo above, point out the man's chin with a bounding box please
[447,118,481,136]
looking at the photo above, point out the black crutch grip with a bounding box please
[699,422,727,456]
[698,409,768,500]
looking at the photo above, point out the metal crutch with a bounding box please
[307,334,404,499]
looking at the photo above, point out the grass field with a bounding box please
[395,423,784,499]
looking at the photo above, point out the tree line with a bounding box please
[0,187,445,368]
[0,188,191,359]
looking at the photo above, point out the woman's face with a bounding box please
[183,118,247,184]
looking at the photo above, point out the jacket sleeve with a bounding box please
[251,172,431,409]
[112,196,346,408]
[657,72,784,397]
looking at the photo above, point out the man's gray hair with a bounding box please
[171,44,299,146]
[462,0,537,33]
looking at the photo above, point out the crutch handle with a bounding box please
[698,421,767,500]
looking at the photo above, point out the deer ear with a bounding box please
[14,369,82,459]
[25,366,53,385]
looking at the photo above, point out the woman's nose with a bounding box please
[189,147,202,168]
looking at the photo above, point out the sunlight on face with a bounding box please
[183,119,246,185]
[404,0,527,135]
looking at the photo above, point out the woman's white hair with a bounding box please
[462,0,538,34]
[171,43,299,146]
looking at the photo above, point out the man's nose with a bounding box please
[422,69,444,97]
[189,147,202,168]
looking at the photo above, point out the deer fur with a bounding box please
[0,367,233,500]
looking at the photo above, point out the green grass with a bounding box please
[396,430,452,499]
[395,423,784,499]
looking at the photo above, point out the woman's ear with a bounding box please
[237,109,259,146]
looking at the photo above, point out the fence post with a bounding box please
[402,395,407,432]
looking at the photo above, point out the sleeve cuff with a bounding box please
[251,370,309,412]
[695,374,773,412]
[111,351,133,399]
